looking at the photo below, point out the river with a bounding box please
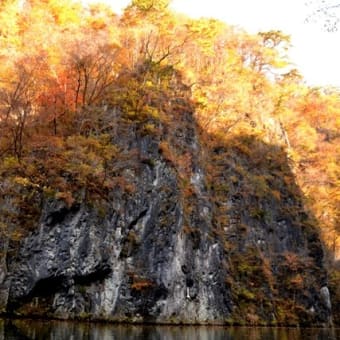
[0,319,339,340]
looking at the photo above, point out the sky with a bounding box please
[86,0,340,88]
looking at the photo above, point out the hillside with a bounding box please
[0,0,339,325]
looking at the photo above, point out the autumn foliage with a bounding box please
[0,0,339,265]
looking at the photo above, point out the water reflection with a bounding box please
[0,319,338,340]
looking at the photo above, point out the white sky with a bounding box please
[86,0,340,87]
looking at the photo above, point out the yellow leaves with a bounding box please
[145,80,153,87]
[131,0,170,12]
[259,30,291,48]
[194,90,209,108]
[0,1,22,47]
[0,157,20,174]
[29,0,83,28]
[187,18,225,56]
[13,176,32,187]
[148,107,160,120]
[142,123,157,135]
[292,121,318,153]
[271,58,289,69]
[258,30,291,71]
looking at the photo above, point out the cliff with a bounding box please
[0,86,333,326]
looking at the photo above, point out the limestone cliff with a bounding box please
[0,102,333,326]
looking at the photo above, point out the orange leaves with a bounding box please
[158,140,173,162]
[55,191,75,208]
[283,87,340,258]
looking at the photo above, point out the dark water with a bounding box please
[0,319,339,340]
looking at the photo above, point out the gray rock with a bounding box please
[320,286,332,310]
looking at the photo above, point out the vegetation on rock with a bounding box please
[0,0,338,325]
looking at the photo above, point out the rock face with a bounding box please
[0,106,333,326]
